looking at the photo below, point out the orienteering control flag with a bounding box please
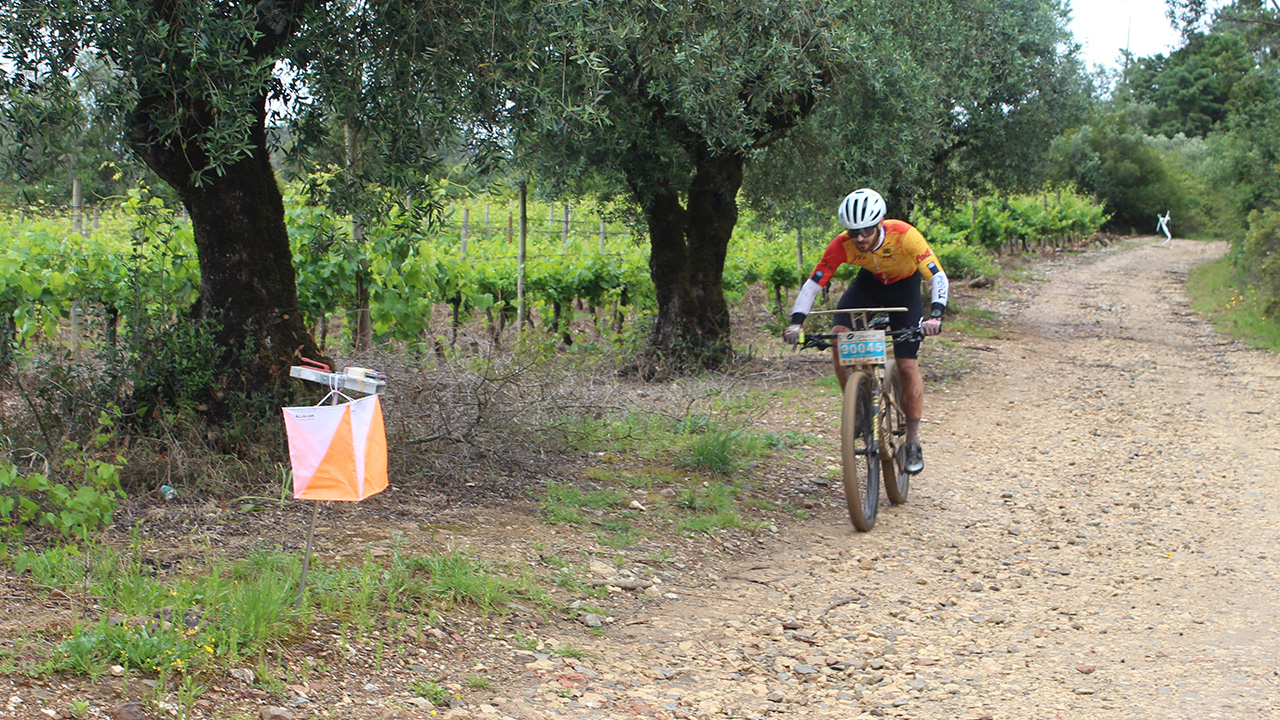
[282,394,388,501]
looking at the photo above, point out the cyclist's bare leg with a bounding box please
[831,324,853,390]
[897,358,924,444]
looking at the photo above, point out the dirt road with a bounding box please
[494,239,1280,720]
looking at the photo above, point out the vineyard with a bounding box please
[1,185,1108,363]
[6,2,1280,715]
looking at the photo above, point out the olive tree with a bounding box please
[748,0,1090,222]
[0,0,480,410]
[502,0,1089,370]
[496,0,858,371]
[1,0,331,405]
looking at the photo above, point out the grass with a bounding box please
[16,544,302,676]
[399,551,550,612]
[511,631,539,651]
[945,316,1004,339]
[549,643,591,659]
[678,421,787,475]
[537,481,629,525]
[552,567,608,596]
[954,305,998,321]
[1187,256,1280,351]
[547,411,798,541]
[584,466,685,490]
[594,520,645,549]
[409,679,456,706]
[465,674,496,690]
[812,374,841,391]
[12,541,552,681]
[674,481,738,513]
[559,411,682,457]
[582,467,619,483]
[0,640,20,674]
[574,604,610,620]
[671,480,767,535]
[677,510,765,535]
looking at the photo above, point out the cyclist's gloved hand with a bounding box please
[922,318,943,336]
[783,324,803,345]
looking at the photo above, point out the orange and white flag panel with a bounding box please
[282,394,388,501]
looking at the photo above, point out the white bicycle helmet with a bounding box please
[837,188,887,230]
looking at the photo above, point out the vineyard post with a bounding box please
[71,302,83,357]
[72,177,85,355]
[599,218,606,251]
[969,193,977,248]
[562,203,570,247]
[461,207,469,259]
[71,178,83,235]
[484,203,491,236]
[795,226,804,281]
[1042,194,1049,249]
[518,181,528,334]
[346,121,371,351]
[507,207,513,244]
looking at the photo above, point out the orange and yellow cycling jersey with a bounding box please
[807,219,943,288]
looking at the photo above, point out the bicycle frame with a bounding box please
[797,307,920,529]
[802,306,908,427]
[832,319,894,450]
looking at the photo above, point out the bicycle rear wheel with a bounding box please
[882,363,909,505]
[840,371,880,531]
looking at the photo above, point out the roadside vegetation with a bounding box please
[3,0,1280,715]
[1187,254,1280,352]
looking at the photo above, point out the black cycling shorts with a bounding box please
[833,270,923,359]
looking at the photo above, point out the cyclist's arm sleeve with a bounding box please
[906,226,949,318]
[790,279,823,323]
[929,270,949,319]
[789,235,847,324]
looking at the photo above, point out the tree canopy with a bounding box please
[0,0,496,411]
[0,0,1177,398]
[496,0,1088,368]
[1121,32,1255,138]
[744,0,1089,222]
[492,0,839,369]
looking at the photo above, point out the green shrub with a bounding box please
[0,458,122,544]
[680,427,770,476]
[931,243,997,280]
[1243,208,1280,316]
[918,187,1107,254]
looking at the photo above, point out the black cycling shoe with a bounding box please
[901,443,924,475]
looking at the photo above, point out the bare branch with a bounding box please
[1218,12,1280,29]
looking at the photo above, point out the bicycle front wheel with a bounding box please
[882,363,909,505]
[840,371,880,531]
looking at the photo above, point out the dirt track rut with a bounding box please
[495,239,1280,720]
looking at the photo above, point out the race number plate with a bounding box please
[837,330,887,366]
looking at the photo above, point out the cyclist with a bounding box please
[782,188,948,475]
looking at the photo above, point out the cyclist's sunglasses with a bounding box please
[850,225,879,238]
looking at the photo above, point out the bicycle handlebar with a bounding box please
[798,322,925,351]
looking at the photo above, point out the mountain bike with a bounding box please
[797,307,923,531]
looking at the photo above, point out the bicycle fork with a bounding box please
[869,376,883,451]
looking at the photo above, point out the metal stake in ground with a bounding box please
[284,362,388,609]
[296,499,322,610]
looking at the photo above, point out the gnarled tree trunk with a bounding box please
[120,0,323,411]
[133,94,321,403]
[643,148,743,371]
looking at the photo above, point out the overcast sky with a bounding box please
[1069,0,1185,70]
